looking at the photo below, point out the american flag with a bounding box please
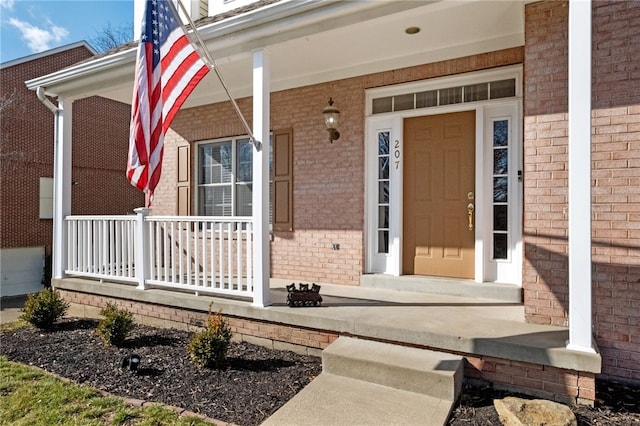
[127,0,209,205]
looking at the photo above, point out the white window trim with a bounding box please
[195,134,274,220]
[195,136,252,217]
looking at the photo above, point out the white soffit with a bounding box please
[185,0,525,106]
[28,0,525,107]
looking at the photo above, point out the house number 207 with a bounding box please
[394,140,401,169]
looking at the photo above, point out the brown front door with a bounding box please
[403,111,475,278]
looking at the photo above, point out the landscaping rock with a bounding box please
[494,397,577,426]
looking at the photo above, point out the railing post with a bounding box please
[134,207,150,290]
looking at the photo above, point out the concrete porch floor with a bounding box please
[53,276,601,378]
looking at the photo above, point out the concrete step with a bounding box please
[261,373,454,426]
[323,336,463,401]
[263,337,463,425]
[361,274,523,303]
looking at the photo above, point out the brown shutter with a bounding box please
[273,128,293,232]
[177,144,191,216]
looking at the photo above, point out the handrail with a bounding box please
[63,214,254,300]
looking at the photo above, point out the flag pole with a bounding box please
[172,0,262,151]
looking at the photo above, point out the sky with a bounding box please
[0,0,134,64]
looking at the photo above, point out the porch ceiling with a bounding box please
[27,0,525,106]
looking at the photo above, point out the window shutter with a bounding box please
[273,128,293,232]
[177,144,190,216]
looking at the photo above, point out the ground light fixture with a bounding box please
[322,97,340,142]
[121,354,141,372]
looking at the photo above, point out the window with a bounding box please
[492,119,509,260]
[198,138,244,216]
[39,177,53,219]
[197,137,256,216]
[195,129,293,230]
[377,131,390,254]
[371,78,516,115]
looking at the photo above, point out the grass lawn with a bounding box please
[0,356,214,425]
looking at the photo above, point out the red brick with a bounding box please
[1,46,145,256]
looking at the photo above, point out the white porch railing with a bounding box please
[65,211,253,299]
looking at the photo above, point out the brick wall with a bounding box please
[524,0,640,381]
[57,289,338,355]
[1,47,92,252]
[71,96,144,215]
[465,355,596,405]
[591,0,640,382]
[0,47,144,253]
[159,47,523,285]
[523,1,570,326]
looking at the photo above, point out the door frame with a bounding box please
[364,65,523,285]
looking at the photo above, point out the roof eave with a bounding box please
[25,47,136,98]
[24,0,432,100]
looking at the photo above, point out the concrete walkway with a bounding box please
[263,372,453,426]
[0,295,26,324]
[264,336,463,426]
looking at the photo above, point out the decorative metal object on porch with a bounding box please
[286,283,322,307]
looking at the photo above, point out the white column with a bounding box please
[52,98,72,280]
[567,0,595,353]
[252,48,271,307]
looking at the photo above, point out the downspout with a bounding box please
[36,87,63,281]
[36,87,59,114]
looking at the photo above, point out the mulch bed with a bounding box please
[0,318,321,426]
[1,318,639,426]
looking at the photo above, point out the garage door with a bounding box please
[0,247,44,297]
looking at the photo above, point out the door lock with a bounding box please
[467,203,475,231]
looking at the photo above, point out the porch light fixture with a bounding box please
[322,97,340,143]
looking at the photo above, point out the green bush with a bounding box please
[20,288,69,329]
[188,307,232,368]
[96,303,134,347]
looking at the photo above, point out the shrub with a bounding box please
[20,288,69,329]
[188,307,232,368]
[96,303,134,346]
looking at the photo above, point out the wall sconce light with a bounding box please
[322,97,340,143]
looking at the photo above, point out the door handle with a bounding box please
[467,203,475,231]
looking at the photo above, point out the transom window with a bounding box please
[371,78,516,115]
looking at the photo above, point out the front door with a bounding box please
[402,111,475,278]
